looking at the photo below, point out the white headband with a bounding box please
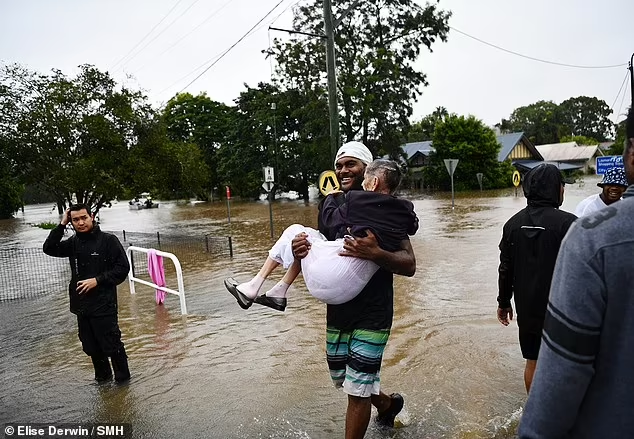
[334,141,373,167]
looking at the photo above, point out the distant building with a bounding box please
[535,142,602,173]
[400,141,434,189]
[399,132,544,188]
[496,132,543,163]
[598,141,615,155]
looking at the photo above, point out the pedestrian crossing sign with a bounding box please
[318,170,340,196]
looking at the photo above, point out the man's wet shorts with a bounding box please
[326,327,390,397]
[519,330,541,361]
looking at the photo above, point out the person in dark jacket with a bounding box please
[43,203,131,383]
[497,163,577,392]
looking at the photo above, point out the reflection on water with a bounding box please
[0,177,601,438]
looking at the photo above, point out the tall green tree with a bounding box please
[162,92,233,194]
[125,119,210,200]
[216,83,276,198]
[425,114,510,190]
[408,106,449,142]
[0,137,23,218]
[559,134,599,145]
[1,64,155,214]
[608,110,630,155]
[559,96,614,141]
[0,66,28,217]
[504,100,563,145]
[217,82,330,200]
[271,0,451,158]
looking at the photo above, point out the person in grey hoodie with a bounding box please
[519,107,634,438]
[497,164,577,393]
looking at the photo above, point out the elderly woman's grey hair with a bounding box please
[365,159,403,195]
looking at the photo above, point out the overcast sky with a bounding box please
[2,0,632,128]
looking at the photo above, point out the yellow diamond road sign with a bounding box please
[318,170,340,196]
[512,170,521,187]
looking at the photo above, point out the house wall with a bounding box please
[410,154,429,166]
[508,141,534,160]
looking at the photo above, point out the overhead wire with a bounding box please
[110,0,185,70]
[616,80,629,125]
[173,0,287,94]
[610,71,629,124]
[115,0,204,73]
[450,27,628,70]
[156,0,295,97]
[264,0,303,80]
[132,0,237,75]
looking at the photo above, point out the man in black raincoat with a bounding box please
[43,203,131,383]
[497,164,576,392]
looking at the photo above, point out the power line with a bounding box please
[116,0,203,73]
[616,80,629,124]
[176,0,287,94]
[451,27,628,70]
[132,0,237,75]
[110,0,185,70]
[610,71,629,122]
[156,53,223,96]
[268,0,302,27]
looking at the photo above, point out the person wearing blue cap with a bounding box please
[574,167,628,217]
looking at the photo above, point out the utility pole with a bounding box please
[629,53,634,107]
[273,1,361,162]
[323,0,339,162]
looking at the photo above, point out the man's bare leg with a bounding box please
[524,359,537,393]
[345,395,371,439]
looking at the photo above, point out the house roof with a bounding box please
[497,132,524,162]
[402,141,434,159]
[497,132,543,162]
[513,160,583,172]
[535,142,599,161]
[598,141,615,152]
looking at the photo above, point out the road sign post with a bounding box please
[225,186,232,228]
[476,173,484,191]
[444,159,459,209]
[261,169,275,239]
[263,166,275,182]
[512,170,521,197]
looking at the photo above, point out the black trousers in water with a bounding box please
[76,314,124,357]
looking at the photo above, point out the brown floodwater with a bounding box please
[0,176,602,438]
